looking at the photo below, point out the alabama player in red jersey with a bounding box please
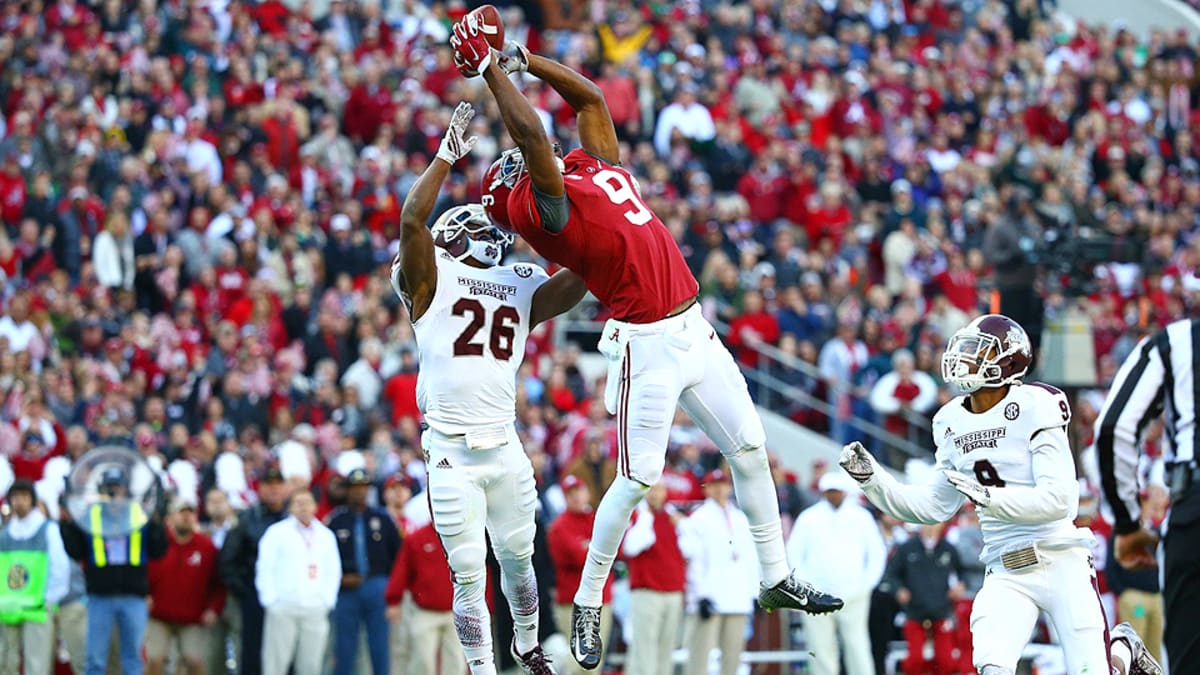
[449,15,843,671]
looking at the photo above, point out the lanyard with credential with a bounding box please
[298,522,319,580]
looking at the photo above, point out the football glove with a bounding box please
[495,40,530,74]
[839,441,876,484]
[944,469,992,508]
[450,16,493,78]
[436,102,479,165]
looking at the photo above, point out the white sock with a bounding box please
[1110,639,1132,675]
[453,574,495,673]
[498,556,540,655]
[573,476,647,607]
[727,447,790,586]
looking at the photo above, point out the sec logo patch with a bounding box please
[1004,402,1020,420]
[515,265,533,278]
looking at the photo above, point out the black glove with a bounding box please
[698,598,715,621]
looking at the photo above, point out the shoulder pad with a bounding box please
[1016,382,1071,433]
[931,397,966,448]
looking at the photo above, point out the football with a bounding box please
[468,4,505,51]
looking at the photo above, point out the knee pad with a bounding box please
[978,665,1014,675]
[725,443,769,472]
[491,461,538,560]
[605,475,651,507]
[430,482,486,584]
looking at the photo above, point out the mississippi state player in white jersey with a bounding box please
[839,315,1162,675]
[390,102,585,675]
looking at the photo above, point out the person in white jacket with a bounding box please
[92,213,135,290]
[679,469,759,675]
[786,471,886,675]
[255,489,341,675]
[0,479,71,675]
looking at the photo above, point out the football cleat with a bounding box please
[1111,622,1162,675]
[511,638,556,674]
[758,572,844,614]
[569,603,603,670]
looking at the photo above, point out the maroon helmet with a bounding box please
[940,314,1033,392]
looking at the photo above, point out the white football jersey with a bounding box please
[409,251,550,434]
[864,382,1094,566]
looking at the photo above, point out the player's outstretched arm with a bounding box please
[530,269,587,327]
[502,46,619,166]
[393,102,477,321]
[840,442,964,525]
[478,62,564,200]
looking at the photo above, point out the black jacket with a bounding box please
[326,505,401,579]
[218,503,287,599]
[883,536,964,621]
[61,513,168,597]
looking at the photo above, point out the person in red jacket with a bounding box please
[146,498,225,675]
[548,476,612,674]
[621,482,687,675]
[727,290,781,368]
[384,523,465,675]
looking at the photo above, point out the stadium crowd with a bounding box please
[0,0,1192,671]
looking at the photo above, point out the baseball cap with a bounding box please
[384,474,418,492]
[169,497,197,514]
[330,214,351,232]
[818,471,856,493]
[100,467,127,487]
[261,465,285,483]
[561,475,585,492]
[346,468,371,486]
[702,469,731,485]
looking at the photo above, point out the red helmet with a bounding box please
[481,148,526,233]
[940,314,1032,392]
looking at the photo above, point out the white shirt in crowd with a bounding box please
[869,369,939,417]
[4,509,71,608]
[654,101,716,156]
[678,498,759,615]
[0,315,39,353]
[786,481,887,603]
[255,516,341,613]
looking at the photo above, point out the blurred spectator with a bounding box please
[786,472,885,675]
[621,482,686,675]
[653,85,714,158]
[328,468,401,675]
[869,348,939,463]
[218,467,289,675]
[885,521,966,675]
[562,431,616,512]
[548,476,612,675]
[0,479,69,675]
[818,320,869,443]
[145,498,224,675]
[203,487,242,675]
[60,467,168,675]
[92,213,134,291]
[384,522,463,675]
[679,469,758,675]
[255,488,340,675]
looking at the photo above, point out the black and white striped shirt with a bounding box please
[1095,317,1199,534]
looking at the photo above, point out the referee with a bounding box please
[1095,317,1200,674]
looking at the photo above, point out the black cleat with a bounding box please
[511,638,556,674]
[1111,622,1162,675]
[758,572,844,614]
[569,603,603,670]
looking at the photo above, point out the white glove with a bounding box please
[944,469,992,508]
[496,40,530,75]
[839,442,876,484]
[436,102,479,165]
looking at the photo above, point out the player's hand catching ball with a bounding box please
[450,15,493,78]
[839,441,876,483]
[943,469,991,508]
[496,40,530,74]
[436,102,478,165]
[1114,526,1159,570]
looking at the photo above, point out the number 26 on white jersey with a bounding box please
[592,169,652,226]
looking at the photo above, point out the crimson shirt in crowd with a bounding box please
[727,310,781,368]
[384,523,453,612]
[623,508,686,593]
[547,509,612,606]
[147,529,225,625]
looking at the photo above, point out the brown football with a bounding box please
[468,4,505,50]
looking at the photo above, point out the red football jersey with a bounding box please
[507,149,698,323]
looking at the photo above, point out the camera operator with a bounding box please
[982,187,1043,358]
